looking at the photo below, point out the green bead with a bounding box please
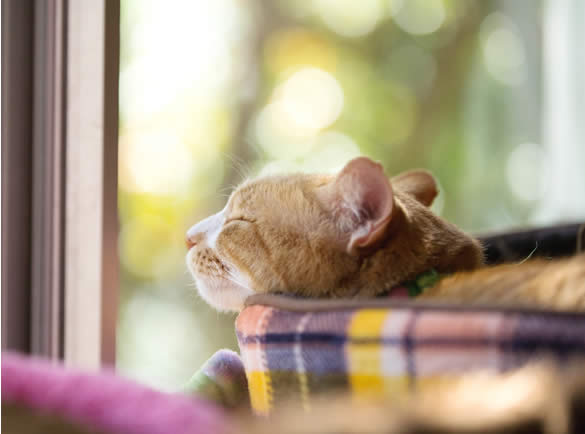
[406,281,421,297]
[416,269,439,288]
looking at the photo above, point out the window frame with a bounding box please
[64,0,120,369]
[1,0,120,370]
[1,0,35,354]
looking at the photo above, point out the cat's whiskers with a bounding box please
[218,185,237,196]
[225,267,252,292]
[517,242,538,265]
[222,152,252,184]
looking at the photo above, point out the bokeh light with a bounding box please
[481,13,526,86]
[301,131,362,173]
[314,0,385,38]
[389,0,446,35]
[117,292,210,390]
[119,130,194,195]
[277,68,344,133]
[265,29,338,76]
[506,143,548,202]
[255,67,344,160]
[120,0,245,120]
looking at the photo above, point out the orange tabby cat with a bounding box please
[186,156,584,312]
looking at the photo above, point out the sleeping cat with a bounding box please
[186,156,585,312]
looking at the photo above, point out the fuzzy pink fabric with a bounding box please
[2,352,232,434]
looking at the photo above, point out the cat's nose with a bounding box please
[186,234,197,249]
[186,210,224,250]
[186,228,203,250]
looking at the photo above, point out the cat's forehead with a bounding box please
[228,173,331,212]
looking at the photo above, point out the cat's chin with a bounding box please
[194,277,254,312]
[186,252,253,312]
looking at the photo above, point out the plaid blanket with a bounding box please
[236,295,585,414]
[181,349,248,409]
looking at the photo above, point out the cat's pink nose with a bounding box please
[186,231,203,250]
[186,235,197,249]
[186,210,223,250]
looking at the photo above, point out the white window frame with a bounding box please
[64,0,119,369]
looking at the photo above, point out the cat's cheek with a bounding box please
[185,248,201,280]
[186,249,253,312]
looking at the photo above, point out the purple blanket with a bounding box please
[2,352,232,434]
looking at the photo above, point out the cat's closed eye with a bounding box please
[224,216,255,225]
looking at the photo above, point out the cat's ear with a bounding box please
[391,169,438,207]
[320,157,394,254]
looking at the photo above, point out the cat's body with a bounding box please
[186,157,584,312]
[422,254,585,310]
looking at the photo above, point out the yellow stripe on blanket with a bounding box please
[247,371,272,415]
[346,309,388,399]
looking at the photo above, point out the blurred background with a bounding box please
[117,0,585,389]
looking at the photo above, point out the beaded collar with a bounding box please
[381,269,445,298]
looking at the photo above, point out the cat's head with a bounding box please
[186,157,481,311]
